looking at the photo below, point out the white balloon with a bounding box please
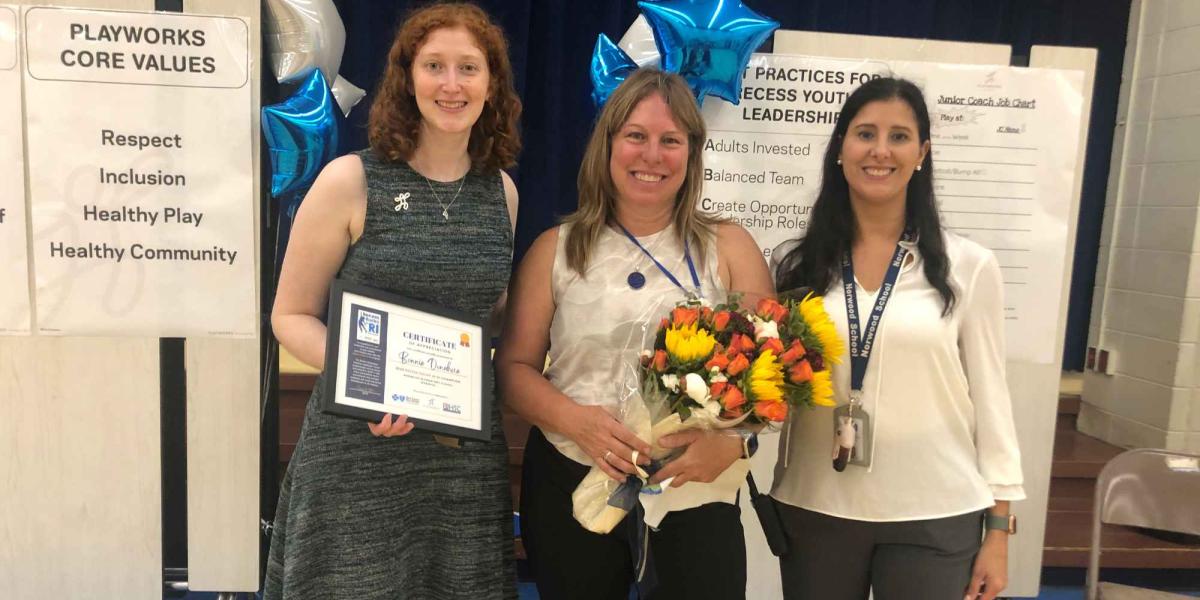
[618,15,661,68]
[264,0,346,84]
[331,74,366,117]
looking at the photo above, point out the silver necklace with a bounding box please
[421,173,467,220]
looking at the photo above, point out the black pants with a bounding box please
[520,427,747,600]
[776,502,983,600]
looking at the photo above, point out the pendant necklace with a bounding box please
[615,222,702,299]
[420,172,467,220]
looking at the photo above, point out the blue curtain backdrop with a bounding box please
[327,0,1131,370]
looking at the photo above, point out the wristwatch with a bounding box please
[984,513,1017,535]
[738,431,758,460]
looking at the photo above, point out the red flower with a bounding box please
[787,359,813,384]
[760,337,785,356]
[727,354,750,376]
[653,350,668,372]
[659,317,670,331]
[710,381,728,397]
[671,307,699,327]
[722,386,746,410]
[705,352,730,371]
[713,311,731,332]
[754,401,788,422]
[779,340,806,366]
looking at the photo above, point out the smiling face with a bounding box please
[410,27,490,137]
[609,93,689,216]
[838,98,930,208]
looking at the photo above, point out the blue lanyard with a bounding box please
[617,223,702,297]
[841,236,911,398]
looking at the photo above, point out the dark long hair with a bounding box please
[775,77,956,315]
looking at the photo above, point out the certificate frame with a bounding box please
[321,279,493,441]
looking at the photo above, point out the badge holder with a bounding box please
[831,395,872,471]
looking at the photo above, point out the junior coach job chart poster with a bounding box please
[23,7,254,337]
[701,55,1084,365]
[0,6,30,335]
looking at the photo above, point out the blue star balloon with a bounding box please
[638,0,779,105]
[262,68,341,197]
[591,33,640,108]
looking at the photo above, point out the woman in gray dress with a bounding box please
[265,4,522,598]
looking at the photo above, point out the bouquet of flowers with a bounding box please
[639,293,843,428]
[571,291,844,534]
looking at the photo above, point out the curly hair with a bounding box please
[563,68,724,276]
[367,2,521,171]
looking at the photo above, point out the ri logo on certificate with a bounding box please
[356,310,382,344]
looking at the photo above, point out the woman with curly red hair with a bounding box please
[265,3,522,598]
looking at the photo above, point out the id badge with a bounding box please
[832,404,872,469]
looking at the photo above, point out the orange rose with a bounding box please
[779,340,806,366]
[787,359,813,384]
[713,311,731,332]
[659,317,670,331]
[710,381,728,397]
[653,350,668,372]
[727,354,750,376]
[754,400,788,422]
[756,298,788,322]
[722,386,746,410]
[700,306,714,323]
[737,334,757,353]
[760,337,785,356]
[705,352,730,371]
[726,334,744,358]
[671,307,699,327]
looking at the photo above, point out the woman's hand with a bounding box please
[648,430,743,487]
[561,404,651,482]
[965,531,1008,600]
[367,413,415,438]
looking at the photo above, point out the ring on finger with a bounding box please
[603,450,614,462]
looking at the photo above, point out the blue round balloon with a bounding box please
[262,68,341,198]
[638,0,779,106]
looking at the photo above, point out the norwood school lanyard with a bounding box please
[832,234,911,472]
[616,222,702,299]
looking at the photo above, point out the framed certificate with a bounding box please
[321,279,493,441]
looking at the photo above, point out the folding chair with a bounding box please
[1086,448,1200,600]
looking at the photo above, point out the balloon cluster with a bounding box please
[591,0,779,108]
[261,0,364,208]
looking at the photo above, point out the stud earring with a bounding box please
[836,158,842,165]
[916,165,922,171]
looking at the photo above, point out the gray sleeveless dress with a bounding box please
[264,150,517,599]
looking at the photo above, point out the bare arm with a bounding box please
[496,227,650,480]
[715,222,775,302]
[271,154,368,370]
[489,170,520,333]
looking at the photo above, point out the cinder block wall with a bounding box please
[1082,0,1200,451]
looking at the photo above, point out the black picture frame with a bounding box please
[321,279,493,441]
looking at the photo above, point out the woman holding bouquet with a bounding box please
[497,68,772,599]
[265,4,521,598]
[771,77,1024,600]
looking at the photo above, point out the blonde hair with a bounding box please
[563,68,723,275]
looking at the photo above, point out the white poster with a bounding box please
[0,6,30,335]
[702,55,1083,365]
[23,6,254,337]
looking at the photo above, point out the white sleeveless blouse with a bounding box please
[543,223,750,524]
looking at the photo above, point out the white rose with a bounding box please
[661,374,680,392]
[683,372,710,404]
[754,319,780,340]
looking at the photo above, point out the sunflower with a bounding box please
[799,293,844,364]
[665,322,717,364]
[748,349,785,403]
[809,369,836,407]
